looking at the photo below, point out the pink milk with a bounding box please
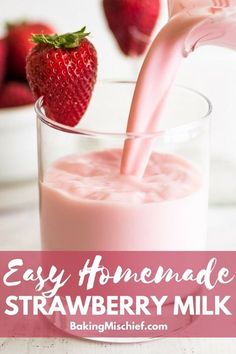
[40,149,207,251]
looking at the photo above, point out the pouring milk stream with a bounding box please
[121,0,236,177]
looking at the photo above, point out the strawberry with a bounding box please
[103,0,161,56]
[26,28,98,127]
[0,81,34,108]
[7,21,54,80]
[0,38,7,86]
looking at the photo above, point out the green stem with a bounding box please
[32,27,90,48]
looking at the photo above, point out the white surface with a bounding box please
[0,337,235,354]
[0,197,235,353]
[0,105,37,183]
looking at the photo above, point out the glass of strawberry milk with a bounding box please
[35,81,211,252]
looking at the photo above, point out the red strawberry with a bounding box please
[26,28,98,127]
[0,81,34,108]
[0,38,7,85]
[7,21,54,80]
[103,0,161,56]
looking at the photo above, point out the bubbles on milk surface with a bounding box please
[44,149,201,204]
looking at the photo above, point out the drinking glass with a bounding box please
[36,81,211,252]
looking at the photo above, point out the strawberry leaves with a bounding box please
[32,27,90,49]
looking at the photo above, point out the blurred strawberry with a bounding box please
[0,81,34,108]
[26,28,98,127]
[103,0,161,56]
[0,38,7,85]
[6,21,55,80]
